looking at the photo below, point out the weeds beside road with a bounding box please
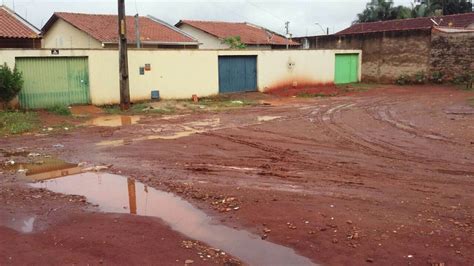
[0,111,39,135]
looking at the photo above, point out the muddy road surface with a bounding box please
[1,86,473,265]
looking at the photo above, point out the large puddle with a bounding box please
[31,173,314,266]
[85,115,142,127]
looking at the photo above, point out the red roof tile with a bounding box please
[0,6,40,39]
[337,12,474,35]
[43,12,198,44]
[177,20,299,46]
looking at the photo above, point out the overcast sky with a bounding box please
[4,0,414,37]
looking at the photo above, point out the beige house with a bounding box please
[42,12,199,49]
[176,20,299,49]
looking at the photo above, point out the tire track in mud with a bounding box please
[312,97,474,172]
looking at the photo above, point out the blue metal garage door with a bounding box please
[218,56,257,93]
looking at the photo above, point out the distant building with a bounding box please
[42,12,199,49]
[0,5,41,48]
[175,20,299,49]
[296,13,474,83]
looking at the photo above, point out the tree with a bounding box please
[356,0,472,23]
[222,36,247,49]
[412,0,472,17]
[0,63,23,109]
[356,0,411,23]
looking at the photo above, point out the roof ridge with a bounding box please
[54,11,150,19]
[181,19,246,24]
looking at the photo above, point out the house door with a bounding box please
[218,56,257,93]
[334,54,359,84]
[16,57,90,109]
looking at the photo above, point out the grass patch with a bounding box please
[337,83,380,93]
[47,105,72,116]
[0,111,40,135]
[297,92,334,98]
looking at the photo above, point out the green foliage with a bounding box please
[355,0,472,23]
[423,0,472,15]
[430,71,444,84]
[297,92,334,98]
[396,74,411,85]
[356,0,413,23]
[0,111,39,135]
[0,63,23,107]
[222,36,247,49]
[453,71,473,90]
[413,71,427,84]
[47,105,72,116]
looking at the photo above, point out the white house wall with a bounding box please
[178,24,230,49]
[0,49,361,106]
[42,19,103,49]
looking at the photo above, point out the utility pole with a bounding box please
[134,14,141,48]
[118,0,130,111]
[285,21,290,49]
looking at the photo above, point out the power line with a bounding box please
[245,0,285,23]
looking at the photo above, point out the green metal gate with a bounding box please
[16,57,90,109]
[334,54,359,84]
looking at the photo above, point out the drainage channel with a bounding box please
[30,172,315,266]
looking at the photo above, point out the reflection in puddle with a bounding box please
[257,116,282,122]
[5,158,81,181]
[0,215,36,233]
[97,118,221,147]
[31,173,314,266]
[86,115,141,127]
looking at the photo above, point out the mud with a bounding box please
[32,172,313,265]
[1,85,474,265]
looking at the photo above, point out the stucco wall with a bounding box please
[298,30,432,83]
[42,19,103,49]
[178,24,230,49]
[430,30,474,80]
[0,49,361,106]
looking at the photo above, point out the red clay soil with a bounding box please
[1,85,473,265]
[265,83,340,97]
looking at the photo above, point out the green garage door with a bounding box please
[16,57,90,109]
[335,54,359,84]
[218,56,257,93]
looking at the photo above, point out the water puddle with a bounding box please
[86,115,142,127]
[0,214,36,233]
[4,158,81,181]
[31,173,314,266]
[257,116,282,122]
[96,118,221,147]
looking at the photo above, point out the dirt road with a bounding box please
[1,86,473,265]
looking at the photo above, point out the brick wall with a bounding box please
[430,29,474,81]
[297,30,432,83]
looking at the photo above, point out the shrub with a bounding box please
[413,71,427,84]
[222,36,247,49]
[430,71,444,84]
[452,71,473,90]
[47,105,71,116]
[0,63,23,108]
[396,74,410,85]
